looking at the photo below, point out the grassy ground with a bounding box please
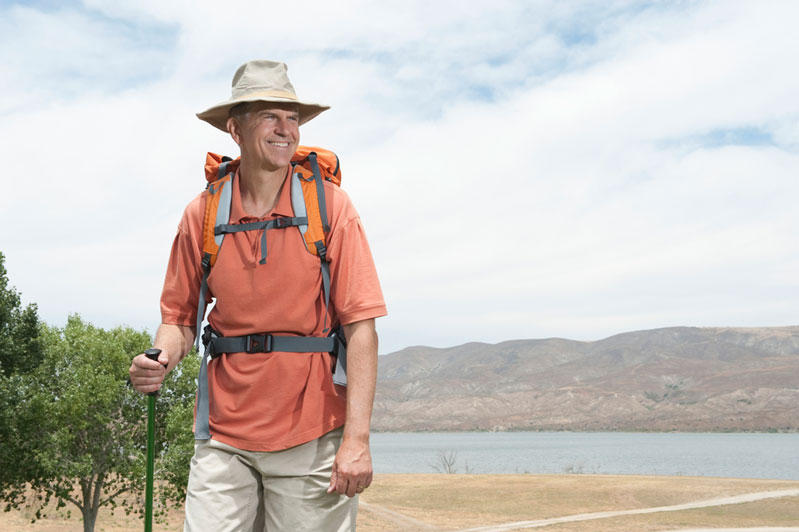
[2,474,799,531]
[358,475,799,531]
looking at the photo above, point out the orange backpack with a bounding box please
[192,147,346,440]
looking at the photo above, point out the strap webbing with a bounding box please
[314,241,332,333]
[214,216,308,265]
[194,261,212,440]
[207,334,338,357]
[308,152,331,232]
[214,216,308,235]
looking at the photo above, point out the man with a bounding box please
[129,60,387,531]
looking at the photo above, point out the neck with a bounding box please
[238,157,289,218]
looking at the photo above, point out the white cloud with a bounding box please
[1,0,797,354]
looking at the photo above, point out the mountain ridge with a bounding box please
[372,326,799,432]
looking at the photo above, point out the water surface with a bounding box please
[371,432,799,479]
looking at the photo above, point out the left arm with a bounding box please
[327,318,378,497]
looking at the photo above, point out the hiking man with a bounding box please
[128,60,387,531]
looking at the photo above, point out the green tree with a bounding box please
[0,251,43,377]
[0,315,199,532]
[0,251,44,495]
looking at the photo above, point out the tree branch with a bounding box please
[99,485,130,507]
[66,495,84,512]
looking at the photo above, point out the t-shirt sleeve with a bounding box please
[325,189,388,326]
[160,194,207,327]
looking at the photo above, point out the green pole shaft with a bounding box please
[145,394,155,532]
[143,348,162,532]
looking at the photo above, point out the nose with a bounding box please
[274,116,293,136]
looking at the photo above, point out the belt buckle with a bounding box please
[246,334,272,353]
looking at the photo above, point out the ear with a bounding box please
[227,117,242,146]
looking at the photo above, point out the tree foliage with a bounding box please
[0,315,199,532]
[0,251,43,377]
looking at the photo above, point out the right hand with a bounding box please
[129,351,168,394]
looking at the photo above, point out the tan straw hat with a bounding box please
[196,60,330,132]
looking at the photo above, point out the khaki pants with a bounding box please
[184,427,356,531]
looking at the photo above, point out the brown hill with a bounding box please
[373,326,799,431]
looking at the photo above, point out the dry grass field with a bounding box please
[2,474,799,531]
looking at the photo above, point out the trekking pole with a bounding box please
[143,348,165,532]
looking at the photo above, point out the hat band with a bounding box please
[233,89,298,102]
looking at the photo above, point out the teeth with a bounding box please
[269,142,289,147]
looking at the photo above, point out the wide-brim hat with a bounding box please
[197,60,330,132]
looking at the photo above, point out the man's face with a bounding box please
[231,102,300,171]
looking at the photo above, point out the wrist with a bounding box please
[342,427,371,445]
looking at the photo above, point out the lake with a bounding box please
[371,432,799,479]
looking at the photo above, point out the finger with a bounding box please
[136,353,167,371]
[327,462,338,494]
[129,371,165,388]
[345,477,356,498]
[132,374,164,393]
[333,467,351,496]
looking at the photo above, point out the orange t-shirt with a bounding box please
[160,167,387,451]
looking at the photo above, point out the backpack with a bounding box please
[192,146,347,440]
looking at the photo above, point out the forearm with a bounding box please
[341,319,378,443]
[152,323,195,372]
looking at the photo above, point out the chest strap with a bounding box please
[194,326,347,440]
[215,216,307,265]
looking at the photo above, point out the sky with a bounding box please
[1,0,798,354]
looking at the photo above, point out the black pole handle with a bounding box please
[144,348,166,396]
[144,348,162,362]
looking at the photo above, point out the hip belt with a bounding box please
[203,326,342,359]
[194,325,348,440]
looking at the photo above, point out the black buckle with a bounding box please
[246,334,272,353]
[201,325,214,347]
[275,217,291,228]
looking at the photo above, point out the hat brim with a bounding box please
[196,95,330,132]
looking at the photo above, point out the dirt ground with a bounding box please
[2,474,799,531]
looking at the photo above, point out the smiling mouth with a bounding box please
[268,141,290,148]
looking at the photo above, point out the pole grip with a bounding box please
[144,347,162,362]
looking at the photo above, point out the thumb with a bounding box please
[327,461,338,493]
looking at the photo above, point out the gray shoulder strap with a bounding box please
[194,166,235,440]
[291,169,309,239]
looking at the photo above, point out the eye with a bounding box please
[288,115,299,122]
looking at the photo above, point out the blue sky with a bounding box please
[2,0,798,353]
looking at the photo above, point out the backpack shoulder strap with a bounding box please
[195,153,236,440]
[290,147,341,256]
[202,166,234,268]
[202,153,238,267]
[290,147,342,333]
